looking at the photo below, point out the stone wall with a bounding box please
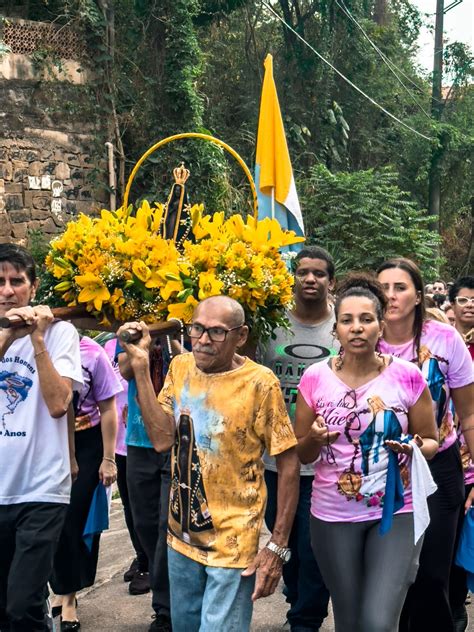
[0,136,107,242]
[0,19,110,246]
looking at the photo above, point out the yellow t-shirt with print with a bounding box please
[157,352,297,568]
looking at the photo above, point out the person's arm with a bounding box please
[98,395,118,487]
[116,322,176,451]
[30,306,73,417]
[0,305,74,417]
[0,305,37,359]
[452,384,474,512]
[241,446,299,600]
[117,350,134,382]
[385,386,439,460]
[294,391,339,464]
[453,384,474,458]
[67,404,79,484]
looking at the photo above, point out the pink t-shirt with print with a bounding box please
[379,320,472,454]
[299,357,426,523]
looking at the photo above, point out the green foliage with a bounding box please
[17,0,474,278]
[27,229,50,272]
[31,46,67,78]
[0,17,11,59]
[299,164,441,277]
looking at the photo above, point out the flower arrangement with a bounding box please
[41,201,304,342]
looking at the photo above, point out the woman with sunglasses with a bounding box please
[295,274,438,632]
[447,276,474,631]
[377,259,473,632]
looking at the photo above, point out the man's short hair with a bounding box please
[448,276,474,303]
[293,246,335,280]
[0,244,37,284]
[195,295,245,328]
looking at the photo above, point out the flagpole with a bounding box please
[271,187,275,220]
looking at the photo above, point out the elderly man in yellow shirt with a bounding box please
[118,295,299,632]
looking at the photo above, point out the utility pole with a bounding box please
[427,0,464,237]
[427,0,444,235]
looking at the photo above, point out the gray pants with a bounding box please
[310,513,423,632]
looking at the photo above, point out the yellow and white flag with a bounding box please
[255,54,304,246]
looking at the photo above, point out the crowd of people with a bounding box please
[0,242,472,632]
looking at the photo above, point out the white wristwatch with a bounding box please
[266,540,292,563]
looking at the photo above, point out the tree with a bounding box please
[300,164,441,277]
[13,0,474,276]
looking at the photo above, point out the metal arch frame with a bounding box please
[122,132,258,219]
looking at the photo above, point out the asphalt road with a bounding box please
[61,500,472,631]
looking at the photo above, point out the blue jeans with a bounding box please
[265,470,329,631]
[168,547,255,632]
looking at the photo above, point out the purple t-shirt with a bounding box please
[74,337,123,432]
[104,338,129,456]
[299,357,426,522]
[379,320,473,453]
[455,343,474,485]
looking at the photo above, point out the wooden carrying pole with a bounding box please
[0,306,181,341]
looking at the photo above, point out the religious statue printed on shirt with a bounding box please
[168,410,217,549]
[357,395,404,497]
[335,393,408,506]
[418,345,449,444]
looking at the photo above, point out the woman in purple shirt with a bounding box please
[50,336,122,630]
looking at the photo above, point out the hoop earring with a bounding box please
[335,345,344,371]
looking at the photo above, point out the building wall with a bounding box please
[0,18,110,245]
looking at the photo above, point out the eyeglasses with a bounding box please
[454,297,474,307]
[186,323,243,342]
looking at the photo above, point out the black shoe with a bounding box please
[60,621,81,631]
[129,571,151,595]
[149,614,172,632]
[52,605,62,619]
[124,557,140,582]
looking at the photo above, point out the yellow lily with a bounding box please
[198,271,224,300]
[75,272,111,311]
[132,260,151,282]
[167,295,198,323]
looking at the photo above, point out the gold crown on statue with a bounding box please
[173,163,190,185]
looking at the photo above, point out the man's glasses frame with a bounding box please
[186,323,243,342]
[454,296,474,307]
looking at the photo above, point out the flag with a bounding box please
[83,483,112,551]
[255,54,304,249]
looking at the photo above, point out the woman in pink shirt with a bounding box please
[377,258,473,632]
[295,275,438,632]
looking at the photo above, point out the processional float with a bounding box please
[1,133,303,343]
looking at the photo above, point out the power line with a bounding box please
[337,0,445,106]
[261,1,435,142]
[335,0,434,117]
